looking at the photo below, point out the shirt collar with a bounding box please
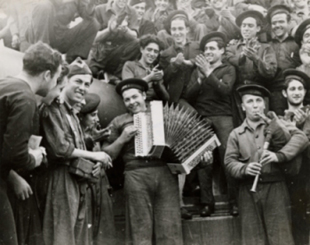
[271,35,294,43]
[237,118,266,135]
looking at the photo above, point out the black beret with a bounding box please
[266,4,291,24]
[80,93,101,114]
[199,32,227,51]
[283,69,310,90]
[237,84,270,98]
[116,78,148,95]
[129,0,145,6]
[294,18,310,46]
[236,10,265,27]
[164,10,189,35]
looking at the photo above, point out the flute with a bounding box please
[250,131,272,193]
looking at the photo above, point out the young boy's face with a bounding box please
[155,0,169,11]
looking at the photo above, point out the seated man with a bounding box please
[102,78,183,245]
[27,0,99,63]
[122,34,169,101]
[225,84,308,245]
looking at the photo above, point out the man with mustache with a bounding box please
[40,58,111,245]
[184,32,237,216]
[266,5,301,116]
[282,69,310,245]
[102,78,183,245]
[225,83,308,245]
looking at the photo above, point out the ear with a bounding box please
[142,91,147,100]
[282,89,287,98]
[220,48,225,55]
[241,103,245,111]
[256,25,261,33]
[43,70,52,82]
[140,46,144,53]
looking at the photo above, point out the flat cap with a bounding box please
[236,10,265,27]
[266,5,291,24]
[283,69,310,90]
[294,18,310,46]
[199,31,227,51]
[237,83,270,98]
[116,78,148,95]
[80,93,101,114]
[129,0,145,6]
[164,10,189,34]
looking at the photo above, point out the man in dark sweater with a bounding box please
[184,31,238,216]
[0,42,62,245]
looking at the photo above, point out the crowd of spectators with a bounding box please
[2,0,310,245]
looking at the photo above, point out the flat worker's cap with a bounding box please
[164,10,189,34]
[68,57,92,79]
[129,0,145,6]
[199,31,227,51]
[283,69,310,90]
[295,18,310,46]
[267,5,291,24]
[236,10,264,27]
[80,93,101,114]
[116,78,148,95]
[237,83,270,98]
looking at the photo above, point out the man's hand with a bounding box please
[171,53,185,66]
[90,126,111,142]
[11,34,20,49]
[195,54,209,77]
[245,162,261,176]
[201,151,213,165]
[11,174,33,200]
[294,108,309,126]
[260,150,278,165]
[149,65,164,81]
[119,125,138,144]
[29,148,44,167]
[91,152,112,167]
[92,162,102,177]
[243,46,259,62]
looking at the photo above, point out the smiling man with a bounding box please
[122,35,169,101]
[159,10,200,105]
[102,78,183,245]
[225,83,308,245]
[282,69,310,245]
[184,32,237,216]
[41,58,112,245]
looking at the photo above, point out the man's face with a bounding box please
[38,65,62,97]
[154,0,169,11]
[283,80,306,106]
[133,2,146,20]
[241,17,260,40]
[122,88,146,114]
[210,0,226,10]
[140,42,160,65]
[241,94,265,122]
[292,0,307,8]
[64,74,92,106]
[115,0,128,9]
[81,110,100,129]
[271,13,290,40]
[302,28,310,44]
[171,19,188,46]
[203,41,224,64]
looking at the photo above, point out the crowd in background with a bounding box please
[2,0,310,245]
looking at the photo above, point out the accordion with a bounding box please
[134,101,220,174]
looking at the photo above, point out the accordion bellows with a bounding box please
[134,101,220,174]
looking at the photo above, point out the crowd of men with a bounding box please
[1,0,310,245]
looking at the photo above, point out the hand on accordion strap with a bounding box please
[200,151,213,168]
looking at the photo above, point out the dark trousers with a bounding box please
[27,1,99,62]
[0,178,18,245]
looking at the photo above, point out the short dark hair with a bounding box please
[23,42,62,77]
[139,34,164,51]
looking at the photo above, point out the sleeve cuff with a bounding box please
[275,152,287,163]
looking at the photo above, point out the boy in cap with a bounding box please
[266,5,302,116]
[102,78,183,245]
[226,10,277,125]
[0,42,62,245]
[184,32,238,216]
[225,83,308,245]
[282,69,310,245]
[41,58,112,245]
